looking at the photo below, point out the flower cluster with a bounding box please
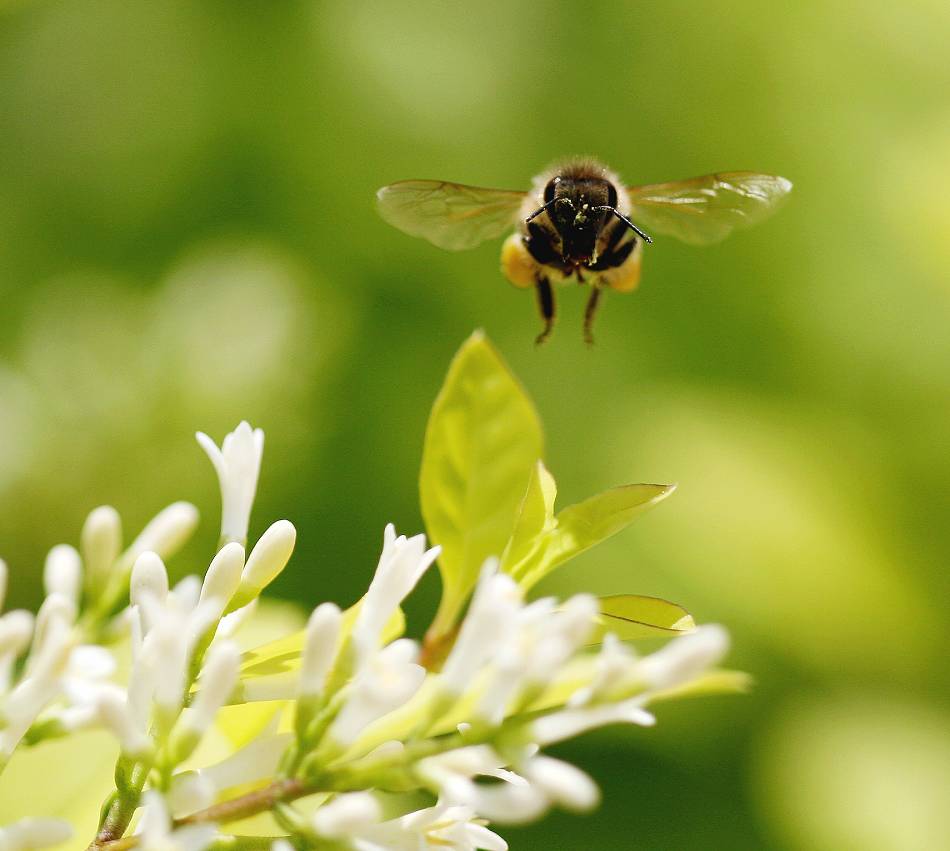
[0,419,733,851]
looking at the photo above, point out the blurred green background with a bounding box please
[2,0,950,848]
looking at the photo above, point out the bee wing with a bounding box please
[376,180,527,251]
[626,172,792,246]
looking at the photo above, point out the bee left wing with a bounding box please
[627,172,792,246]
[376,180,526,251]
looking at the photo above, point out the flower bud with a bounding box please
[521,755,600,812]
[239,520,296,594]
[198,542,245,614]
[0,610,34,659]
[127,502,199,564]
[43,545,81,606]
[80,506,122,595]
[187,641,240,735]
[299,603,342,700]
[197,422,264,546]
[130,552,169,611]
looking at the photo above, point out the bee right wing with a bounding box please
[376,180,527,251]
[626,172,792,246]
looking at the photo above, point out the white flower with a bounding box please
[439,564,521,697]
[174,640,240,752]
[312,792,382,838]
[136,792,216,851]
[329,639,426,747]
[353,803,508,851]
[637,624,730,690]
[522,595,597,686]
[95,685,151,758]
[146,607,191,724]
[0,608,72,761]
[353,525,440,665]
[417,746,550,824]
[175,734,291,812]
[472,592,597,726]
[197,421,264,545]
[61,644,117,706]
[447,779,547,826]
[28,593,76,674]
[568,633,635,707]
[0,817,72,851]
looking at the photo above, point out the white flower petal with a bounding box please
[312,792,382,838]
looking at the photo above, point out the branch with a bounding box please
[94,779,309,851]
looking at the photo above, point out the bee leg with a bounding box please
[534,276,556,345]
[583,285,603,347]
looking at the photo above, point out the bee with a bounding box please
[376,158,792,344]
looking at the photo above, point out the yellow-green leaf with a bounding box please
[421,331,543,635]
[507,483,676,590]
[500,460,557,571]
[590,594,696,642]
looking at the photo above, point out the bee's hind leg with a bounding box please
[534,276,556,346]
[583,285,603,347]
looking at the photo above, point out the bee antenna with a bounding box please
[525,197,572,224]
[592,206,653,244]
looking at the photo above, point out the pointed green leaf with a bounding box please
[590,594,696,642]
[421,331,543,634]
[500,460,557,571]
[507,482,676,590]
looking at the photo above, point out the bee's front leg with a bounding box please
[583,285,603,347]
[501,233,558,345]
[534,276,556,346]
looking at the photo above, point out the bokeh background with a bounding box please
[2,0,950,848]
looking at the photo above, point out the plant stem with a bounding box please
[94,779,308,851]
[88,759,151,850]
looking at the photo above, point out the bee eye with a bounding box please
[543,179,558,204]
[606,183,618,208]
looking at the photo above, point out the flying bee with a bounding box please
[376,158,792,344]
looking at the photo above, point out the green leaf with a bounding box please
[421,331,543,635]
[590,594,696,642]
[504,482,676,590]
[500,460,557,569]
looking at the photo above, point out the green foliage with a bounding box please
[502,463,675,591]
[420,331,543,635]
[591,594,695,642]
[421,334,682,641]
